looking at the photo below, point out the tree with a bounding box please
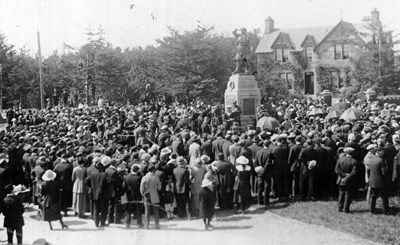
[0,33,19,109]
[156,26,236,102]
[346,23,400,100]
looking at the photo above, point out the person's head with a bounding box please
[147,164,156,173]
[348,133,356,143]
[4,184,13,195]
[263,140,271,148]
[131,164,139,174]
[343,147,355,156]
[375,147,384,158]
[366,144,377,154]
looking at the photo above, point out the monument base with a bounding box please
[224,74,261,127]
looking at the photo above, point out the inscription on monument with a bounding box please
[242,98,255,115]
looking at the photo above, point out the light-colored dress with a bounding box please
[71,165,88,216]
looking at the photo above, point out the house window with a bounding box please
[343,44,350,59]
[276,48,288,62]
[305,46,313,61]
[276,48,283,62]
[283,49,289,62]
[330,71,339,88]
[287,73,294,89]
[279,73,294,89]
[334,43,350,60]
[334,44,342,60]
[339,72,344,88]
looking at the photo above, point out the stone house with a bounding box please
[255,9,393,97]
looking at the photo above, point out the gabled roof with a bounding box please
[271,33,295,49]
[255,25,333,53]
[316,21,366,48]
[300,35,317,47]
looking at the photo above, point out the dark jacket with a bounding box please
[2,194,24,229]
[298,146,319,176]
[368,155,388,189]
[86,171,110,200]
[123,173,142,201]
[105,166,122,198]
[173,165,190,194]
[335,155,357,187]
[212,137,225,160]
[288,143,303,173]
[269,144,289,175]
[53,161,73,190]
[199,187,215,218]
[254,148,272,177]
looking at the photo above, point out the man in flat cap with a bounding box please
[335,147,358,213]
[367,147,389,214]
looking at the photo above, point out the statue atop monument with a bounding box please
[232,28,251,75]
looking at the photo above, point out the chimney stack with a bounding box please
[265,17,274,34]
[371,8,380,29]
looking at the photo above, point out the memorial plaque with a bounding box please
[225,95,236,106]
[242,98,255,115]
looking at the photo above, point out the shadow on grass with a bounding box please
[64,220,87,226]
[213,225,252,230]
[217,215,251,222]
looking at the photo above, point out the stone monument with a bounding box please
[225,28,261,126]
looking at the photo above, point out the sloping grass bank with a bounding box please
[269,198,400,244]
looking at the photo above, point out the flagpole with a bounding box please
[37,31,45,109]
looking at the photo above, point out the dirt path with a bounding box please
[12,205,380,245]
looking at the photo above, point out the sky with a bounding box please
[0,0,399,57]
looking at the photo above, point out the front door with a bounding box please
[305,72,314,95]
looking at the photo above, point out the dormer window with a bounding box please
[276,48,289,62]
[305,46,313,61]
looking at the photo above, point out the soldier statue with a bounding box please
[232,28,251,74]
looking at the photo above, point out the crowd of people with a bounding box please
[0,96,400,243]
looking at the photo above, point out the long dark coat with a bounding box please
[233,165,252,203]
[41,180,62,221]
[53,161,73,209]
[2,194,24,229]
[199,187,215,219]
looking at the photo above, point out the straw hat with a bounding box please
[160,147,172,155]
[201,178,213,188]
[177,156,187,166]
[42,170,57,181]
[236,156,249,165]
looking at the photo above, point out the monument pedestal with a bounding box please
[224,74,261,127]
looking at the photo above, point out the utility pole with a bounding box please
[37,31,45,109]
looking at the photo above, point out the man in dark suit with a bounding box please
[321,138,337,198]
[173,157,191,219]
[53,158,73,216]
[254,140,272,205]
[212,132,226,161]
[335,147,358,213]
[298,139,319,201]
[368,147,389,214]
[269,135,290,201]
[105,159,122,224]
[222,135,233,161]
[228,135,242,165]
[288,136,303,198]
[214,153,235,209]
[123,164,143,228]
[85,162,110,228]
[86,157,100,218]
[171,135,186,157]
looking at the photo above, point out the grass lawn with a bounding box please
[268,197,400,244]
